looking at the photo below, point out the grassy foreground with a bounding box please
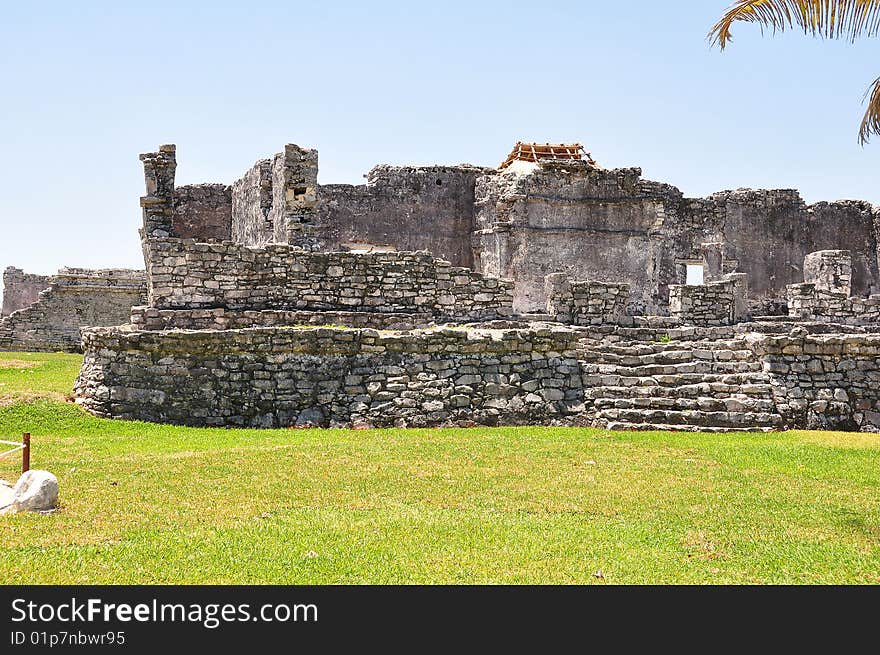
[0,351,878,584]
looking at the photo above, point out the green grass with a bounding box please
[0,352,878,584]
[0,351,83,398]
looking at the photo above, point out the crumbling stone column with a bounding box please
[544,273,573,322]
[700,242,725,282]
[723,272,749,322]
[803,250,852,297]
[787,283,816,319]
[271,144,320,249]
[139,144,177,239]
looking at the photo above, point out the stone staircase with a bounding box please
[579,336,784,432]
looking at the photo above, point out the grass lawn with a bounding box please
[0,351,878,584]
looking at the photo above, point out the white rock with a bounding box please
[1,470,58,515]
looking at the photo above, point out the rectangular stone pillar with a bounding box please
[271,144,321,249]
[139,144,177,239]
[544,272,573,323]
[723,272,749,322]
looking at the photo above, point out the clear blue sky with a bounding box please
[1,0,878,287]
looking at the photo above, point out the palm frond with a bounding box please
[709,0,880,49]
[859,76,880,144]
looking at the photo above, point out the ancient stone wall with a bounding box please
[474,162,675,315]
[787,284,880,324]
[475,162,879,315]
[140,143,880,319]
[0,269,146,352]
[1,267,52,317]
[143,238,513,322]
[74,325,581,428]
[724,273,750,322]
[544,274,629,325]
[803,250,852,295]
[318,165,487,268]
[786,251,880,324]
[754,332,880,431]
[139,144,235,243]
[172,184,232,241]
[668,280,736,326]
[685,191,879,307]
[231,159,273,246]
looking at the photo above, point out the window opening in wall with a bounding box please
[686,264,705,286]
[435,178,443,186]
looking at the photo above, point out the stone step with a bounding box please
[582,371,771,388]
[596,420,780,433]
[578,343,751,361]
[590,339,753,356]
[610,326,739,342]
[594,408,784,428]
[584,349,757,367]
[588,360,762,377]
[592,395,777,413]
[584,382,774,400]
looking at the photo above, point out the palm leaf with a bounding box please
[709,1,880,143]
[860,76,880,145]
[709,0,880,49]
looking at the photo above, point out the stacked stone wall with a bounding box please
[786,251,880,324]
[544,274,629,325]
[139,145,177,239]
[130,307,432,331]
[318,165,487,269]
[0,269,146,352]
[753,332,880,430]
[143,239,512,322]
[787,284,880,324]
[668,280,735,326]
[270,145,320,248]
[74,325,581,428]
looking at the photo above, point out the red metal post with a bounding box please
[22,433,30,474]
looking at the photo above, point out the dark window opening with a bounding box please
[435,179,443,186]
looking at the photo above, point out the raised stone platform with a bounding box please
[72,321,880,432]
[74,325,582,428]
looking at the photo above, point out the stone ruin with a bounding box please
[6,138,873,433]
[0,267,146,352]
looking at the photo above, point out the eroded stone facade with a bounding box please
[1,267,52,317]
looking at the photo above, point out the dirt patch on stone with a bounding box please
[0,359,40,370]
